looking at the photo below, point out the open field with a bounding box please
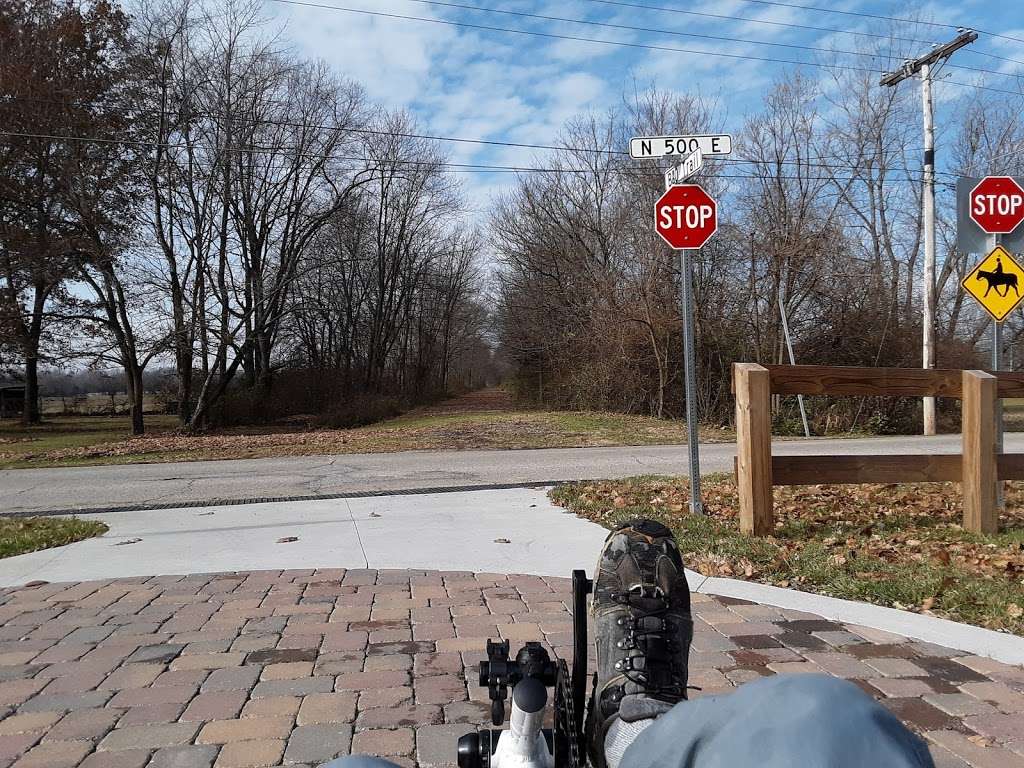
[0,415,181,468]
[37,393,164,416]
[0,391,732,469]
[552,475,1024,635]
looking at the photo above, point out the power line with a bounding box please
[268,0,880,73]
[394,0,881,62]
[0,129,942,183]
[270,0,1024,90]
[730,0,1024,48]
[574,0,931,47]
[945,78,1024,98]
[493,0,1024,70]
[0,104,960,178]
[388,0,1024,80]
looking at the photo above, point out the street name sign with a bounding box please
[655,184,718,250]
[962,245,1024,322]
[665,148,704,189]
[969,176,1024,234]
[630,134,733,159]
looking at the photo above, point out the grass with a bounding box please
[0,408,733,469]
[551,475,1024,635]
[0,415,179,469]
[0,516,108,559]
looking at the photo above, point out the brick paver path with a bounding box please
[0,570,1022,767]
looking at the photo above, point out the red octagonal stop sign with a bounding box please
[655,184,718,249]
[970,176,1024,234]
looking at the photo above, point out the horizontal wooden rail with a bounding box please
[770,455,962,485]
[733,364,1019,535]
[734,454,1024,486]
[759,364,1024,399]
[999,454,1024,481]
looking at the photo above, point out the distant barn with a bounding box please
[0,386,25,419]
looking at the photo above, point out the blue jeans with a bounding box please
[323,674,934,768]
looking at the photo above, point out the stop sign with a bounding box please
[970,176,1024,234]
[655,184,717,249]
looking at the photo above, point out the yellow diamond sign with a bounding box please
[962,245,1024,322]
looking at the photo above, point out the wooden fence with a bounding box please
[733,363,1024,536]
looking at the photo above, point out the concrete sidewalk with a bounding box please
[0,488,609,588]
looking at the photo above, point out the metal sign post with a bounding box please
[992,233,1005,510]
[644,133,731,515]
[656,144,718,515]
[679,248,703,515]
[959,175,1024,511]
[654,180,719,516]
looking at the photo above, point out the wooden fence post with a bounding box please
[962,370,997,534]
[735,363,773,535]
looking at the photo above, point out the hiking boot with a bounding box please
[586,519,692,768]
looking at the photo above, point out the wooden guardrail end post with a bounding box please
[734,363,773,536]
[962,370,997,534]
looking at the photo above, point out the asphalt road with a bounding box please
[3,433,1022,515]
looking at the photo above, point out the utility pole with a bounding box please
[881,29,977,436]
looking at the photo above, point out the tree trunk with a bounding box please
[22,351,40,426]
[126,366,145,435]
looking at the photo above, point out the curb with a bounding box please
[687,568,1024,666]
[2,480,588,518]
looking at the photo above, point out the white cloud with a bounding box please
[272,2,457,106]
[267,0,1020,230]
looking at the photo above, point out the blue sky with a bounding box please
[265,0,1024,212]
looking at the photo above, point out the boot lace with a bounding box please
[610,586,686,699]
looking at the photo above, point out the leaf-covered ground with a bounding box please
[0,404,731,469]
[551,476,1024,635]
[0,517,108,559]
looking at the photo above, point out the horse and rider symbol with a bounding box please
[963,245,1024,322]
[976,256,1020,298]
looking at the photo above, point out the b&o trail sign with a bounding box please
[664,147,703,189]
[962,245,1024,322]
[630,134,733,159]
[655,184,718,250]
[969,176,1024,234]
